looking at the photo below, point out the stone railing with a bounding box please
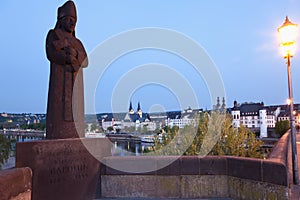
[0,167,32,200]
[100,133,292,199]
[267,131,293,189]
[267,131,290,165]
[100,156,289,199]
[0,132,291,200]
[100,132,294,200]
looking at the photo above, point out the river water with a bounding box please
[1,136,152,169]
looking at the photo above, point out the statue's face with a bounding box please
[61,16,76,33]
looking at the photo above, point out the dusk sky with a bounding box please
[1,1,300,114]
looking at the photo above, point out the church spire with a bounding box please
[137,102,142,118]
[137,102,141,112]
[216,97,221,110]
[129,101,134,114]
[221,97,226,112]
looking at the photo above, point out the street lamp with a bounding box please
[278,16,299,185]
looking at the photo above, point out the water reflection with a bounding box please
[111,140,154,156]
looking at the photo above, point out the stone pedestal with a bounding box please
[16,138,112,200]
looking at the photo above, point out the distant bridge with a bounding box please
[0,129,45,141]
[106,133,141,142]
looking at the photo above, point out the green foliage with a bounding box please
[107,126,114,132]
[124,126,135,133]
[142,124,148,133]
[275,120,290,137]
[0,134,12,170]
[209,117,263,158]
[0,122,17,129]
[151,112,264,159]
[20,122,46,131]
[90,123,97,131]
[151,125,186,155]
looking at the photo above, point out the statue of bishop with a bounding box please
[45,1,88,139]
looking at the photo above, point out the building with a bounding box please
[165,107,203,128]
[277,104,300,125]
[213,97,226,112]
[231,101,281,138]
[98,102,156,132]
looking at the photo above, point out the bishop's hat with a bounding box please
[57,1,77,20]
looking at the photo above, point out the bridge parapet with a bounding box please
[268,131,290,165]
[0,167,32,200]
[101,148,290,199]
[0,132,291,199]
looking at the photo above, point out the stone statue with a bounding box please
[45,1,88,139]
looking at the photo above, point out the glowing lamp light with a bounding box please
[278,16,299,185]
[278,16,298,58]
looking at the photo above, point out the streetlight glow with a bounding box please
[287,98,292,105]
[278,16,298,58]
[278,16,299,185]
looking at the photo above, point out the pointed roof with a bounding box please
[137,102,141,111]
[129,101,133,111]
[222,97,226,109]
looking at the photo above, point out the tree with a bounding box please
[0,134,11,169]
[275,120,290,137]
[187,113,263,158]
[107,126,114,132]
[90,123,97,132]
[151,112,264,158]
[209,119,263,158]
[142,124,148,133]
[20,122,46,131]
[124,126,135,133]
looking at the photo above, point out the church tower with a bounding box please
[136,102,142,118]
[129,101,134,114]
[221,97,226,111]
[214,97,221,110]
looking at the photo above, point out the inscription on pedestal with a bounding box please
[49,159,88,184]
[16,138,112,200]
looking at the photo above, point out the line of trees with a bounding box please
[20,122,46,131]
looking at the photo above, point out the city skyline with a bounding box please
[1,1,300,114]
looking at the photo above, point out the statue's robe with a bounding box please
[46,29,88,139]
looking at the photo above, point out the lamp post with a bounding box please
[278,16,299,185]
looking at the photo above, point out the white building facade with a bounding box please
[231,101,281,138]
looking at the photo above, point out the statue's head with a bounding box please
[56,1,77,34]
[57,1,77,20]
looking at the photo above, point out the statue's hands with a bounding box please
[65,46,78,67]
[66,54,77,65]
[65,46,77,58]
